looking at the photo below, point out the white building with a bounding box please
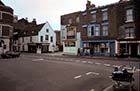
[14,18,56,53]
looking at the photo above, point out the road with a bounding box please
[0,54,139,91]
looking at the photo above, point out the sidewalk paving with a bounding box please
[46,52,140,62]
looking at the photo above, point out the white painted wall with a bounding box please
[0,39,10,54]
[19,35,38,52]
[38,21,56,52]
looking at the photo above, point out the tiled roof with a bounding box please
[18,23,45,37]
[14,18,45,37]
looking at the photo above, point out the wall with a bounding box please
[38,22,56,52]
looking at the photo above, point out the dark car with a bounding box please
[1,51,20,58]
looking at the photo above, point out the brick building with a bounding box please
[0,0,14,54]
[61,0,140,57]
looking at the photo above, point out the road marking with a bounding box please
[89,89,95,91]
[123,67,133,70]
[74,75,82,79]
[109,76,112,78]
[32,58,44,61]
[104,64,111,67]
[75,60,80,62]
[82,61,87,63]
[86,72,99,75]
[87,61,93,64]
[136,69,140,72]
[112,65,121,68]
[95,62,101,65]
[102,85,113,91]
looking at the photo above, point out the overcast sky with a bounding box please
[3,0,119,30]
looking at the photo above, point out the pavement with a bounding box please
[43,52,140,62]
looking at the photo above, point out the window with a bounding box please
[126,9,133,22]
[68,18,72,24]
[30,36,32,42]
[22,45,24,51]
[0,12,1,18]
[65,42,75,47]
[92,14,96,22]
[76,17,80,23]
[67,26,75,36]
[102,12,108,21]
[82,12,87,16]
[0,25,2,36]
[40,36,43,42]
[102,26,108,36]
[32,31,34,34]
[22,37,24,42]
[46,29,49,32]
[95,26,100,36]
[125,27,135,38]
[50,36,53,42]
[91,26,94,36]
[45,35,48,40]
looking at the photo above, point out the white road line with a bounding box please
[104,64,111,67]
[86,72,99,75]
[70,59,73,61]
[87,61,93,64]
[109,76,112,78]
[75,60,80,62]
[82,61,87,63]
[123,67,133,70]
[112,65,121,68]
[74,75,82,79]
[32,58,44,61]
[136,69,140,72]
[95,62,101,65]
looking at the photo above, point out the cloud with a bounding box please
[3,0,119,29]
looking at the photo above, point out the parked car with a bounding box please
[1,51,20,58]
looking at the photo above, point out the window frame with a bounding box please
[40,36,43,42]
[126,9,133,22]
[102,25,108,36]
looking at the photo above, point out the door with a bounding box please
[110,42,115,56]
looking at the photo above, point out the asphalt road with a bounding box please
[0,54,139,91]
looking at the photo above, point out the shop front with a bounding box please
[81,40,115,56]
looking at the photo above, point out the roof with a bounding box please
[0,0,5,6]
[14,19,45,37]
[19,23,45,37]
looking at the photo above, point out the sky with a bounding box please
[2,0,119,30]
